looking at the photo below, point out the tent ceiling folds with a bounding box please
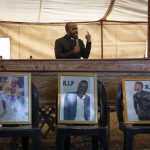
[0,0,148,23]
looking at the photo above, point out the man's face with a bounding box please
[67,23,78,38]
[78,82,88,95]
[134,83,142,92]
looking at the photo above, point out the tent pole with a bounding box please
[148,0,150,57]
[100,20,103,59]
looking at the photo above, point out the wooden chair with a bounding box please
[0,83,41,150]
[116,84,150,150]
[55,80,109,150]
[39,105,56,139]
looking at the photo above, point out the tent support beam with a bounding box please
[100,20,103,59]
[102,0,116,20]
[148,0,150,57]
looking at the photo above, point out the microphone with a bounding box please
[75,38,79,46]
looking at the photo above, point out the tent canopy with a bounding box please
[0,0,148,23]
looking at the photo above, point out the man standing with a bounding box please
[64,80,90,120]
[54,22,91,59]
[133,81,150,120]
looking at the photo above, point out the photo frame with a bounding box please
[122,77,150,124]
[0,72,31,124]
[58,73,98,124]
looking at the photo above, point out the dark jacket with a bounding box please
[133,90,150,120]
[54,34,91,59]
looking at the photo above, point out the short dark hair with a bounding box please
[79,80,88,87]
[135,81,143,89]
[65,22,74,32]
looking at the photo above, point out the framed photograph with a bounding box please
[57,73,98,124]
[0,72,31,124]
[122,77,150,124]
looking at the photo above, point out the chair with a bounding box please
[116,84,150,150]
[39,105,56,139]
[0,83,41,150]
[55,80,109,150]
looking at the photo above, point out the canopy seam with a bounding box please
[101,0,116,20]
[38,0,43,22]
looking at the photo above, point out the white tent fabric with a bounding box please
[0,22,147,59]
[107,0,148,22]
[0,0,148,23]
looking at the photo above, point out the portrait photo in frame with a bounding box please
[122,77,150,124]
[0,72,31,124]
[58,73,98,124]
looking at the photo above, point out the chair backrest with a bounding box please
[31,83,39,128]
[115,84,124,123]
[97,80,108,126]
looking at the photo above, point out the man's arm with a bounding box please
[80,41,91,59]
[133,94,138,114]
[64,94,70,120]
[84,95,90,120]
[80,32,91,59]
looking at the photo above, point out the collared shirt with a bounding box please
[75,95,85,120]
